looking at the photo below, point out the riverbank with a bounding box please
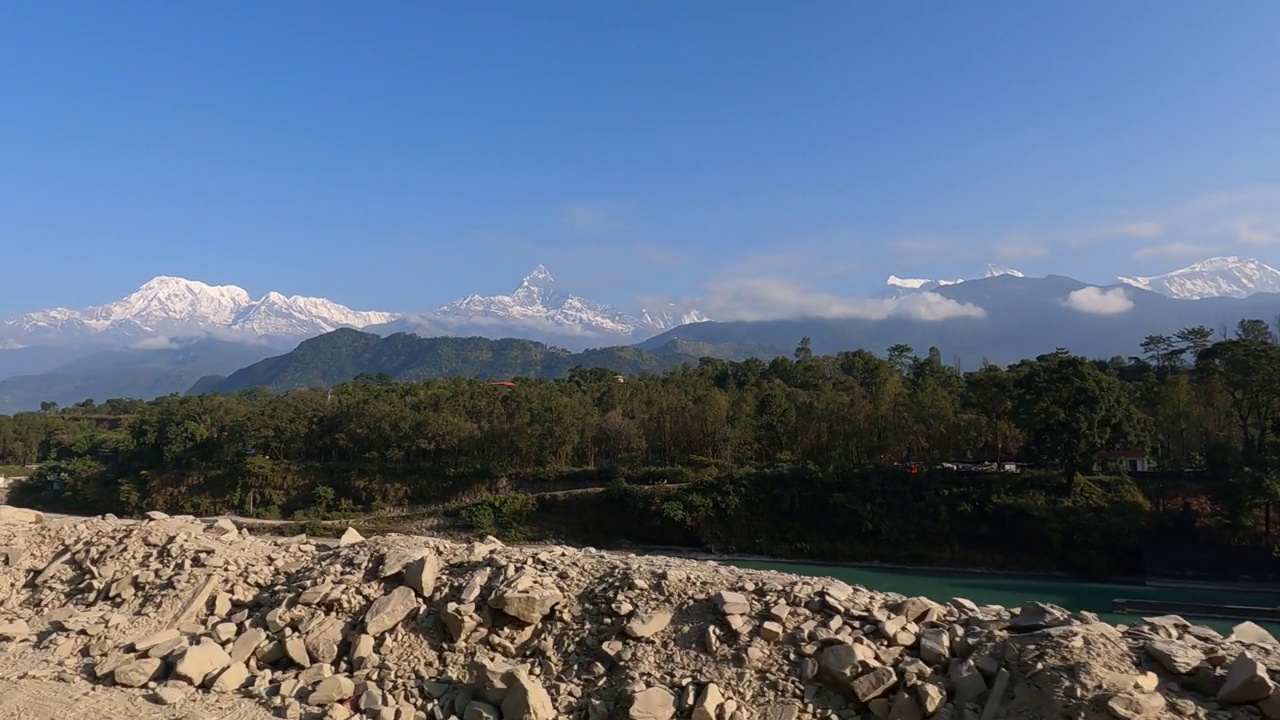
[622,543,1280,595]
[622,543,1085,581]
[9,506,1280,720]
[208,514,1280,633]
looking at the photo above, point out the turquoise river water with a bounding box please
[726,560,1280,636]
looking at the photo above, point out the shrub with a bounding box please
[458,493,538,541]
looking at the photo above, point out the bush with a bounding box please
[458,493,538,541]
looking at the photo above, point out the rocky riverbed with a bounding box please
[1,505,1279,720]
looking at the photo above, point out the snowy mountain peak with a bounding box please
[512,265,563,308]
[639,305,710,331]
[886,275,934,290]
[432,265,708,340]
[985,264,1024,279]
[524,264,555,285]
[230,292,395,336]
[1,276,396,347]
[1118,256,1280,299]
[82,276,254,329]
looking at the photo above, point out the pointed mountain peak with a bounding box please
[985,264,1024,279]
[522,264,556,285]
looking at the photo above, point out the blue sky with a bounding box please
[2,0,1279,319]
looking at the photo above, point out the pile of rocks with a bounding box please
[1,505,1277,720]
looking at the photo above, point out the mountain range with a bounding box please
[4,256,1280,412]
[369,265,708,346]
[1116,256,1280,299]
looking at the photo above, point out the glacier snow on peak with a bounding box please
[883,264,1019,291]
[433,266,708,337]
[1,276,396,345]
[984,264,1024,279]
[1117,256,1280,299]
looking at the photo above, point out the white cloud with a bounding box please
[1132,242,1223,261]
[130,336,178,350]
[1223,216,1280,246]
[1062,287,1134,315]
[995,233,1051,261]
[1068,220,1164,248]
[700,278,986,322]
[890,236,956,263]
[1110,221,1164,239]
[561,204,623,236]
[1073,186,1280,255]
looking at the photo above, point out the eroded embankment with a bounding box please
[0,504,1277,720]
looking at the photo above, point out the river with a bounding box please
[725,559,1280,636]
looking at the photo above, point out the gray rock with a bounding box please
[0,506,47,524]
[172,641,232,686]
[364,585,418,636]
[309,675,356,705]
[113,657,163,688]
[0,619,30,640]
[851,666,897,703]
[228,628,266,665]
[152,683,189,705]
[691,683,724,720]
[500,671,556,720]
[625,611,673,639]
[916,681,946,715]
[918,627,950,665]
[133,628,182,652]
[489,586,562,625]
[1230,621,1278,646]
[404,553,439,598]
[1217,653,1274,705]
[210,661,249,693]
[1105,692,1167,719]
[630,687,676,720]
[1145,640,1204,675]
[713,591,751,615]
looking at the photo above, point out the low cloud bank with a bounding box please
[1063,287,1134,315]
[700,278,986,322]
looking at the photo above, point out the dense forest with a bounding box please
[5,319,1280,578]
[189,330,764,395]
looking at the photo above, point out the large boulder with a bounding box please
[501,671,556,720]
[489,586,562,624]
[172,641,232,686]
[364,585,418,636]
[0,506,43,524]
[1145,640,1204,675]
[629,687,676,720]
[1218,654,1274,705]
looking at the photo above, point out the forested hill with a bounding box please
[8,320,1280,578]
[189,329,702,394]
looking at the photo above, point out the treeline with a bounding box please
[524,466,1159,577]
[5,319,1280,568]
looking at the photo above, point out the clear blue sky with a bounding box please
[2,0,1279,318]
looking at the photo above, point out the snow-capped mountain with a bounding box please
[425,265,709,343]
[984,264,1024,279]
[1117,256,1280,300]
[1,276,397,349]
[0,267,710,359]
[880,264,1022,297]
[640,305,710,331]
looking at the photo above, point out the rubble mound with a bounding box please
[0,507,1276,720]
